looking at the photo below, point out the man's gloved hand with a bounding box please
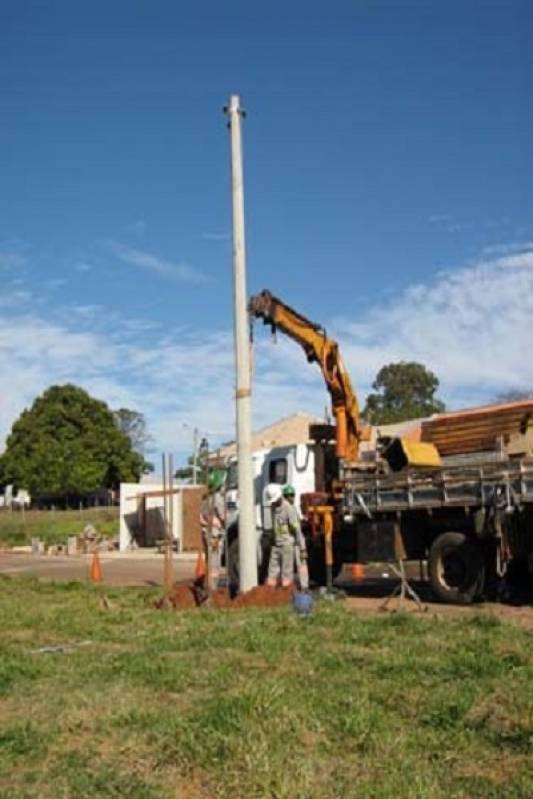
[300,547,307,561]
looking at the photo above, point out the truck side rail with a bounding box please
[342,459,533,516]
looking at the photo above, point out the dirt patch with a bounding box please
[233,585,292,607]
[156,582,293,611]
[208,584,293,608]
[155,583,197,610]
[344,594,533,629]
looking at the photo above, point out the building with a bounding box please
[209,411,324,465]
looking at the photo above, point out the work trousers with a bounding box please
[267,534,295,587]
[204,528,222,591]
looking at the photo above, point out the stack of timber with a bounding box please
[421,399,533,457]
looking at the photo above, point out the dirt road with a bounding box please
[336,576,533,629]
[0,550,197,586]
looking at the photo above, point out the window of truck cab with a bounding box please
[268,458,288,485]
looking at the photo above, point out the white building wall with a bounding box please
[119,483,183,552]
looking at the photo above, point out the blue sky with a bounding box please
[1,0,532,462]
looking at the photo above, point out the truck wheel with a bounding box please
[429,532,485,604]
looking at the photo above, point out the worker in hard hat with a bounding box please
[283,484,309,590]
[200,470,226,591]
[265,483,301,588]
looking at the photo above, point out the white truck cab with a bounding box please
[225,442,315,536]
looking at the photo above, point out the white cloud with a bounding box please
[1,245,532,459]
[111,242,208,284]
[0,289,33,308]
[335,246,533,406]
[0,252,26,271]
[74,262,93,273]
[45,278,68,290]
[481,241,533,257]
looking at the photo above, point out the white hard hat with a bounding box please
[265,483,283,505]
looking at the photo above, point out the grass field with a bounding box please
[0,508,119,549]
[0,577,531,799]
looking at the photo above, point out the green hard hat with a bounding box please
[207,470,225,492]
[282,484,296,497]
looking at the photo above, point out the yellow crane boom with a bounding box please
[249,289,366,463]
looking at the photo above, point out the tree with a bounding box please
[0,384,145,502]
[493,388,533,403]
[113,408,154,472]
[362,361,445,425]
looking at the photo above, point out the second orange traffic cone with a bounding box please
[90,551,103,583]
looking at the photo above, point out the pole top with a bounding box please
[224,95,246,119]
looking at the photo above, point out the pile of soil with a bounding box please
[155,582,293,611]
[233,585,293,607]
[209,585,292,608]
[154,583,197,610]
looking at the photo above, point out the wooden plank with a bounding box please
[181,487,205,552]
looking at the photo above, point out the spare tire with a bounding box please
[429,532,485,604]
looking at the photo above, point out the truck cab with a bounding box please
[225,442,315,529]
[223,443,315,590]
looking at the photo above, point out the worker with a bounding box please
[283,484,309,590]
[200,470,226,591]
[265,483,305,588]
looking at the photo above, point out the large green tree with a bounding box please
[362,361,445,425]
[0,384,145,501]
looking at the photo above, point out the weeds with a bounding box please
[0,508,118,548]
[0,576,531,798]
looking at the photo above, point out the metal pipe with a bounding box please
[225,94,257,592]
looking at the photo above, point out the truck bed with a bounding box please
[342,458,533,516]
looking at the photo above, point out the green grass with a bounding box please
[0,577,531,799]
[0,508,118,548]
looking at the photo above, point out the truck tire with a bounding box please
[429,532,485,604]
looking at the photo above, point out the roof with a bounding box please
[209,412,324,462]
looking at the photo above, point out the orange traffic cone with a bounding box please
[195,550,206,580]
[90,551,103,583]
[351,562,365,581]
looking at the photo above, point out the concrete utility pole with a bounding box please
[225,94,257,592]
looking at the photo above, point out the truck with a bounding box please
[238,289,533,604]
